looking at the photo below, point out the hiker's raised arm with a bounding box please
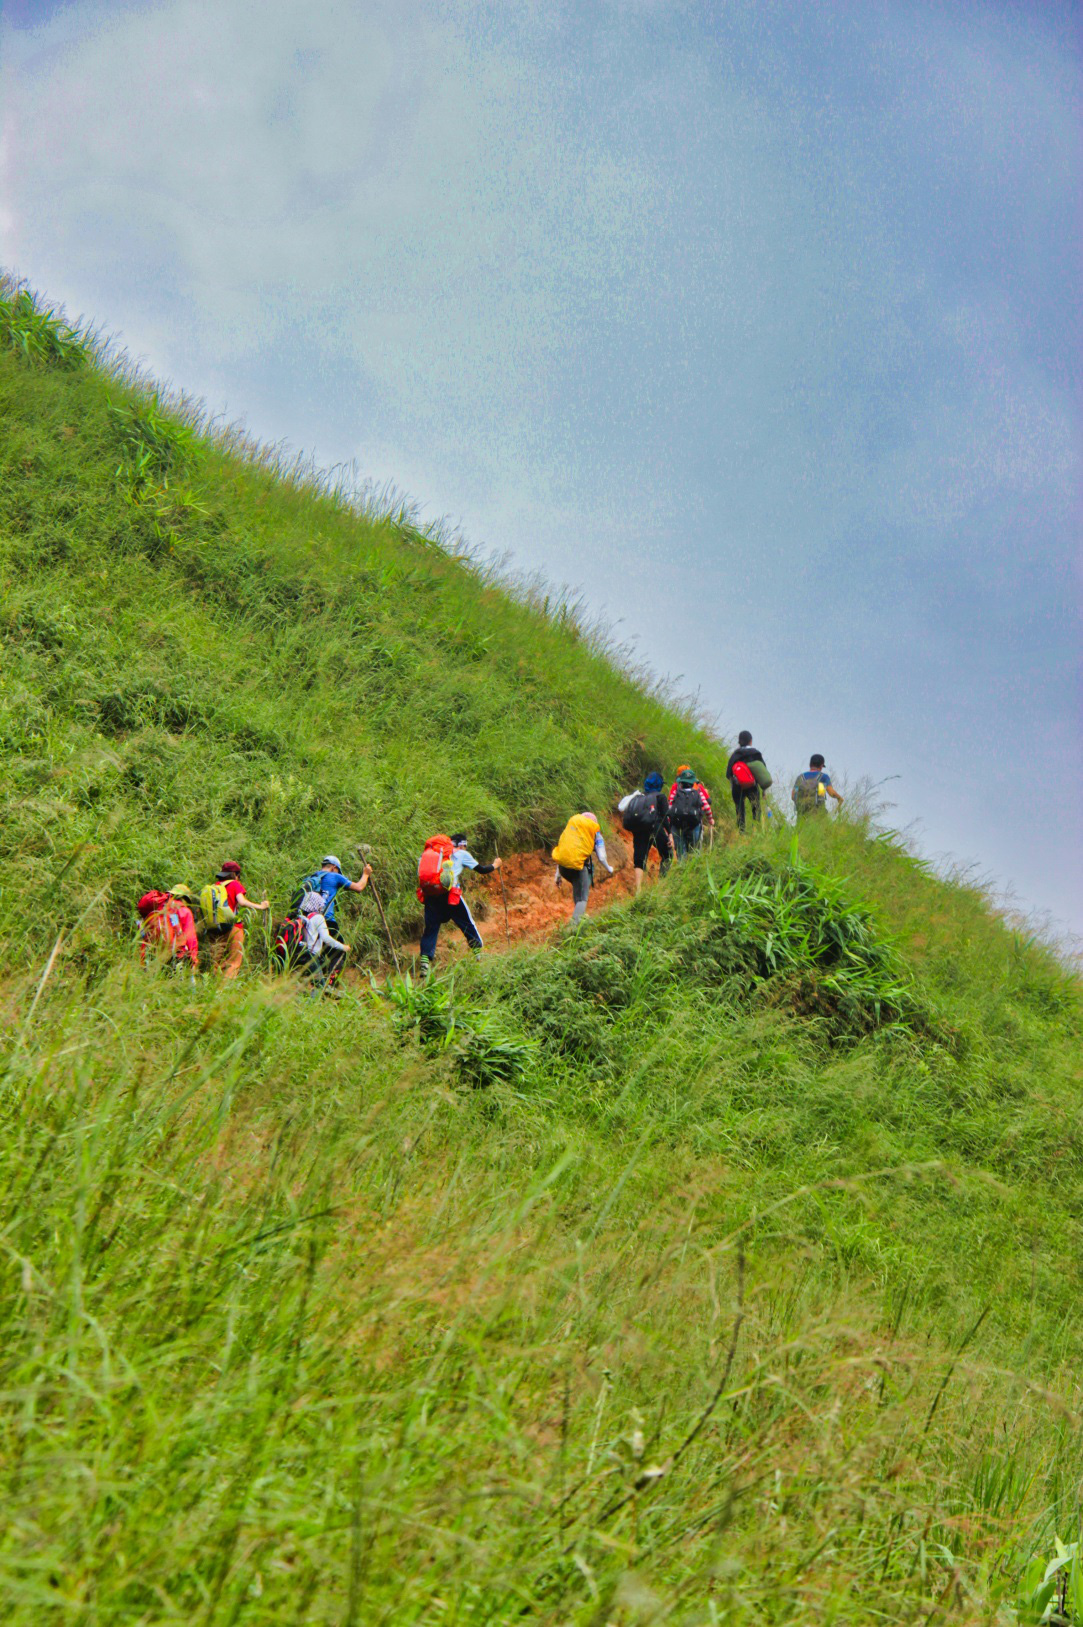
[348,866,372,893]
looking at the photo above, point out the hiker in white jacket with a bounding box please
[299,893,349,986]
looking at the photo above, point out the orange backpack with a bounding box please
[417,835,456,901]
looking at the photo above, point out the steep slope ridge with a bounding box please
[2,288,1082,1625]
[0,286,726,963]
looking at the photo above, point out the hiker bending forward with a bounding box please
[298,892,349,987]
[199,860,270,978]
[137,887,199,972]
[417,833,501,972]
[552,811,614,925]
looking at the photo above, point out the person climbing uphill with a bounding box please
[302,891,350,988]
[552,811,614,926]
[273,892,349,989]
[293,854,372,979]
[621,771,672,892]
[417,833,501,974]
[668,767,714,857]
[726,730,772,833]
[199,860,270,978]
[792,754,844,816]
[295,854,372,925]
[138,886,199,974]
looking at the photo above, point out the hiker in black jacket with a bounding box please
[620,771,672,893]
[726,730,769,833]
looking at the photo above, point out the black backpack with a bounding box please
[671,784,703,829]
[621,792,657,831]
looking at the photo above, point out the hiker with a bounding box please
[668,766,714,858]
[791,754,844,816]
[726,730,772,833]
[138,886,199,973]
[620,771,672,893]
[293,853,372,983]
[417,832,501,973]
[552,811,614,925]
[199,860,270,978]
[274,890,350,989]
[295,854,372,926]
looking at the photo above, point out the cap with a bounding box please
[219,860,242,877]
[321,855,341,869]
[169,884,194,901]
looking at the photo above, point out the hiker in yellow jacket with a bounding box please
[552,811,614,926]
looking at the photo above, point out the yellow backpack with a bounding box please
[552,814,599,870]
[199,881,237,928]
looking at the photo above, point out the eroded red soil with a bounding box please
[435,822,669,963]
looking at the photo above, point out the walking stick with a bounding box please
[494,843,511,947]
[356,844,402,977]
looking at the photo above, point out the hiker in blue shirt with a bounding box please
[295,855,372,927]
[290,855,372,986]
[791,755,844,816]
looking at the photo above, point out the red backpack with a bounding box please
[273,916,306,962]
[137,890,170,921]
[731,760,757,789]
[417,835,455,901]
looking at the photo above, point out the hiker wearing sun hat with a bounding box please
[198,859,270,978]
[667,766,714,858]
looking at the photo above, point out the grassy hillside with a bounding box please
[0,283,727,965]
[2,286,1082,1625]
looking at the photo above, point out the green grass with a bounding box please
[2,283,1082,1624]
[0,280,727,965]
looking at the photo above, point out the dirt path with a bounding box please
[429,824,663,967]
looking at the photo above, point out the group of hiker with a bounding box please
[136,855,372,989]
[136,741,843,983]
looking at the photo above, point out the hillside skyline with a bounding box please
[3,0,1079,935]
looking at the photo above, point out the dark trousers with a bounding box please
[420,895,482,961]
[673,822,702,859]
[731,785,761,832]
[631,826,672,874]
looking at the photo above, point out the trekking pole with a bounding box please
[494,842,511,947]
[356,843,402,978]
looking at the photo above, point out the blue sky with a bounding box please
[3,0,1080,935]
